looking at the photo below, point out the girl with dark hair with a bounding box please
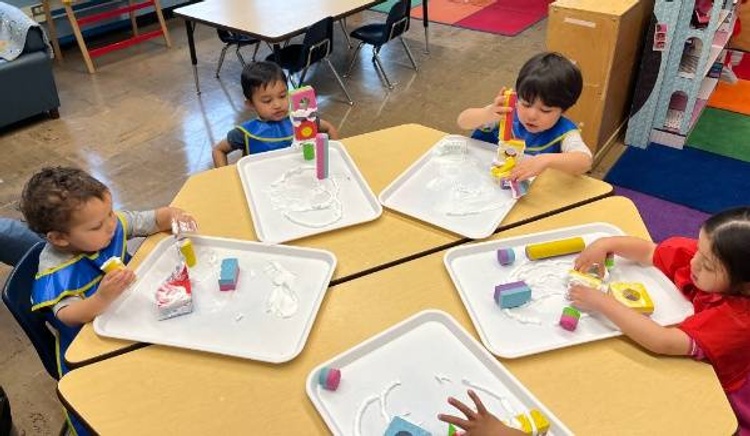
[569,207,750,433]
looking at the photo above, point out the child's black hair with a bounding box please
[240,61,288,100]
[702,207,750,295]
[515,52,583,111]
[20,166,109,235]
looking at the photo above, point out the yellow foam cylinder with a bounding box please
[100,256,125,274]
[179,238,197,267]
[525,237,585,260]
[515,409,550,435]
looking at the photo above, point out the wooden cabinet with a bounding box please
[546,0,654,156]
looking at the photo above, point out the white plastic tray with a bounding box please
[444,223,694,358]
[379,135,529,240]
[237,141,382,243]
[94,235,336,363]
[307,310,572,435]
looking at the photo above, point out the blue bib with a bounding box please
[471,113,579,155]
[31,214,130,376]
[236,118,294,155]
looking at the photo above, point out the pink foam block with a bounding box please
[315,133,329,180]
[318,367,341,391]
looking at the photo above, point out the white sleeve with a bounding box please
[52,296,83,316]
[560,130,592,157]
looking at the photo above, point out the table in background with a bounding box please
[58,197,735,434]
[65,124,612,368]
[174,0,382,93]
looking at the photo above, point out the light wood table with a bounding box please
[65,124,612,367]
[58,197,735,434]
[174,0,384,93]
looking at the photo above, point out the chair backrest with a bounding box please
[1,242,59,380]
[299,16,334,70]
[384,0,411,44]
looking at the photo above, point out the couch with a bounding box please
[0,25,60,129]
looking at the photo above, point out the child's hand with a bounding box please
[510,155,548,181]
[168,208,198,235]
[438,390,524,436]
[568,284,609,312]
[487,87,513,118]
[96,268,136,302]
[574,240,610,278]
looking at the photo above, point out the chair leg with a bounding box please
[344,42,364,78]
[400,36,418,72]
[216,44,229,78]
[372,47,394,89]
[251,42,260,62]
[299,67,309,85]
[235,45,246,66]
[324,58,354,106]
[339,18,352,49]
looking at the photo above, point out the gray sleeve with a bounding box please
[560,130,592,156]
[52,296,83,316]
[226,127,246,151]
[119,210,158,238]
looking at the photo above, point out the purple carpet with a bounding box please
[614,186,709,242]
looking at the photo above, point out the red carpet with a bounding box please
[408,0,552,36]
[455,0,551,36]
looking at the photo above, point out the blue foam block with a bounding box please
[219,258,239,286]
[384,416,431,436]
[494,281,531,308]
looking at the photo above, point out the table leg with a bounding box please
[422,0,429,54]
[185,20,200,94]
[43,0,62,61]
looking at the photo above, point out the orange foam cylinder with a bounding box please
[525,237,585,260]
[498,90,517,142]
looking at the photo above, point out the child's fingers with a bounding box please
[467,389,489,415]
[447,396,477,420]
[437,413,471,430]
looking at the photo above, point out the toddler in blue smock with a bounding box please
[212,61,338,167]
[457,52,593,181]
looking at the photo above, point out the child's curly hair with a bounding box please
[20,167,109,235]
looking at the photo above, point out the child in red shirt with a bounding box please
[569,207,750,434]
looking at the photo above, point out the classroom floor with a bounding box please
[0,10,624,434]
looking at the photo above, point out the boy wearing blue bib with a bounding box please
[458,52,593,181]
[212,61,339,167]
[20,167,195,436]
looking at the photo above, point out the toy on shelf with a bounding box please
[496,247,516,266]
[384,416,430,436]
[100,256,126,273]
[315,133,329,180]
[156,262,193,321]
[219,258,240,291]
[515,409,550,435]
[525,237,586,260]
[609,282,654,314]
[290,86,319,161]
[317,367,341,391]
[494,281,532,309]
[559,306,581,331]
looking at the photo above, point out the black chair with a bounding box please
[344,0,418,89]
[215,29,260,78]
[266,17,353,105]
[2,242,58,380]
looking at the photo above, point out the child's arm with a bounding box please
[319,118,339,140]
[510,151,592,181]
[457,88,512,130]
[212,139,234,167]
[568,284,692,355]
[56,268,136,326]
[575,236,656,277]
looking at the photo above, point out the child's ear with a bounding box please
[47,231,70,248]
[245,99,254,110]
